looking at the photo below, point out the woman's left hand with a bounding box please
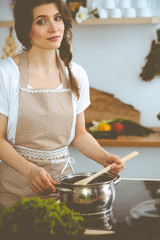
[102,153,125,175]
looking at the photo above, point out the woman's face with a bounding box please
[29,3,65,50]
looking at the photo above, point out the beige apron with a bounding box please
[0,51,74,210]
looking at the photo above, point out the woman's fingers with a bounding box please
[29,181,44,194]
[30,185,39,194]
[42,173,56,192]
[46,173,57,189]
[110,162,125,174]
[47,172,57,184]
[29,167,56,194]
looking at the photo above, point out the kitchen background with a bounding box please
[0,0,160,179]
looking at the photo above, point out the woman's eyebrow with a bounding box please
[34,12,61,20]
[35,15,47,20]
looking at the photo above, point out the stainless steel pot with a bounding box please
[56,172,121,217]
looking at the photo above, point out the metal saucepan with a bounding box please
[56,172,121,217]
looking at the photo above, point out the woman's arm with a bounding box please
[0,113,56,193]
[72,112,125,174]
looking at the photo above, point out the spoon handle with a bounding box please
[74,151,139,185]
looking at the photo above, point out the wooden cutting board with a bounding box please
[85,88,140,124]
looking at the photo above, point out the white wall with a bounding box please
[69,146,160,179]
[72,23,160,127]
[70,23,160,179]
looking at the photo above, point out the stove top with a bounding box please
[84,178,160,239]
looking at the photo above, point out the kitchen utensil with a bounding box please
[74,151,139,186]
[56,172,121,218]
[126,189,160,234]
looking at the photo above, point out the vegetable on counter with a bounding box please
[97,122,111,131]
[105,118,154,136]
[87,118,154,139]
[0,197,85,240]
[111,122,124,134]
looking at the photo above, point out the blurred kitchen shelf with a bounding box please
[0,21,14,27]
[1,17,160,28]
[97,127,160,147]
[74,17,160,25]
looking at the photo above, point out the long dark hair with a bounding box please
[14,0,79,98]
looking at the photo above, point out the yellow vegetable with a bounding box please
[97,123,111,131]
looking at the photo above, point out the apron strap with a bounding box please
[19,50,28,88]
[55,52,71,89]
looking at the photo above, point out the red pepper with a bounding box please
[111,122,124,134]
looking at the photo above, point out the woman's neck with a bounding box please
[28,48,58,73]
[27,48,61,89]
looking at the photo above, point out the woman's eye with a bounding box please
[37,19,46,25]
[55,15,62,21]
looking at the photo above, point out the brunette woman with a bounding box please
[0,0,124,210]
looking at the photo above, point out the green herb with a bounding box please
[0,197,84,240]
[157,113,160,120]
[140,29,160,81]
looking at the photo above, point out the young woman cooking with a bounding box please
[0,0,125,210]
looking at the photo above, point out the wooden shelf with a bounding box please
[97,127,160,147]
[0,21,14,27]
[74,16,160,25]
[1,17,160,28]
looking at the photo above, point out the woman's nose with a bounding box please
[48,21,58,32]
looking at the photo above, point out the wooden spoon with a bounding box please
[74,151,139,185]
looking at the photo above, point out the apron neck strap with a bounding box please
[19,50,28,88]
[19,50,71,89]
[56,53,70,89]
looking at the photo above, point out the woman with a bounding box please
[0,0,124,210]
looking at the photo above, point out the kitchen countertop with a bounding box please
[97,127,160,147]
[83,178,160,240]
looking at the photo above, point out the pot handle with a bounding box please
[55,184,75,193]
[113,175,121,185]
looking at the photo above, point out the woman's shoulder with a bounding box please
[70,61,89,84]
[71,61,87,74]
[0,56,20,91]
[0,56,19,75]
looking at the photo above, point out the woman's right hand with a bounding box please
[0,114,56,195]
[28,166,57,194]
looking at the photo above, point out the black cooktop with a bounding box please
[84,178,160,240]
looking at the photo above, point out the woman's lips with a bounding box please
[47,36,60,41]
